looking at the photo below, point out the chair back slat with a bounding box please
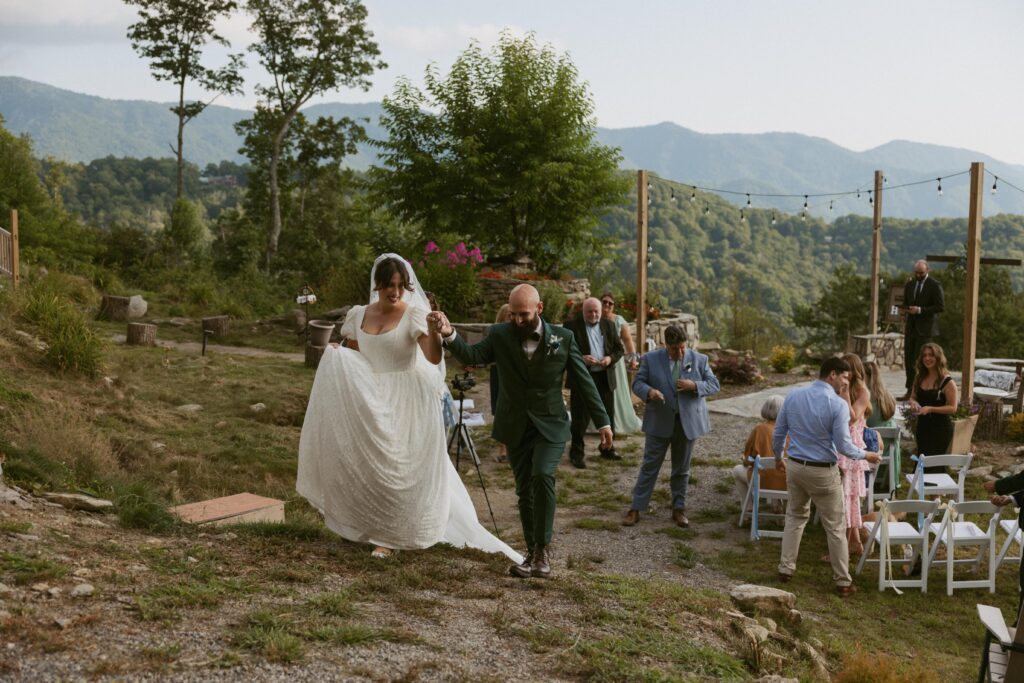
[884,499,940,516]
[954,500,1000,516]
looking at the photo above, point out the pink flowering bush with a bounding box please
[418,238,483,320]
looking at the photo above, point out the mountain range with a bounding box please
[3,75,1024,220]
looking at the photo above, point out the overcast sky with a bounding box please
[2,0,1023,163]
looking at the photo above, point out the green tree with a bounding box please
[792,264,872,352]
[243,0,384,268]
[125,0,245,199]
[163,198,207,264]
[370,31,628,274]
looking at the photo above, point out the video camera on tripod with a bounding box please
[450,371,476,394]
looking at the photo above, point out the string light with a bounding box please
[670,189,676,202]
[745,194,752,209]
[828,201,833,213]
[992,177,998,195]
[647,181,652,191]
[800,211,806,221]
[690,187,696,203]
[937,178,943,196]
[771,211,776,225]
[803,195,808,211]
[740,210,746,222]
[868,190,873,206]
[856,188,861,199]
[704,204,710,216]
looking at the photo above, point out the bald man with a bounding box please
[901,259,944,398]
[432,285,613,579]
[563,297,625,467]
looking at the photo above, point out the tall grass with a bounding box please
[20,279,104,377]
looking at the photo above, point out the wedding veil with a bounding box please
[368,252,431,314]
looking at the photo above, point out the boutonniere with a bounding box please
[684,363,692,373]
[546,334,561,355]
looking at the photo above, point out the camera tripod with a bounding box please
[446,389,498,534]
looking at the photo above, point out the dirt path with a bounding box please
[110,334,305,362]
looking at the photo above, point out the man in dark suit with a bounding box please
[563,297,625,468]
[901,259,944,398]
[986,475,1024,611]
[433,285,612,580]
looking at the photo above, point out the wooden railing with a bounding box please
[0,209,19,288]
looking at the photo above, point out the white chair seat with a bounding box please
[864,520,930,543]
[929,521,989,542]
[906,472,958,490]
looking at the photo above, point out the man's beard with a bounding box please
[514,313,538,341]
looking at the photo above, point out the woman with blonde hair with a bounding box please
[838,353,872,555]
[864,359,900,493]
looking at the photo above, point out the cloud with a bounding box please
[377,22,545,54]
[0,0,134,44]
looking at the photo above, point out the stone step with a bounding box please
[170,492,285,526]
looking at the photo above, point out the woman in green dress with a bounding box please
[601,293,643,434]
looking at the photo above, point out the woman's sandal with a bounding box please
[371,546,396,559]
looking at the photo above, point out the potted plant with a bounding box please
[948,403,981,454]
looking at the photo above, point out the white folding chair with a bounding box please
[978,603,1024,683]
[928,500,1001,596]
[856,498,941,593]
[997,514,1024,568]
[905,453,973,503]
[866,426,902,511]
[737,455,788,541]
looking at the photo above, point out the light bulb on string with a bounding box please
[803,195,808,211]
[647,181,652,191]
[937,178,943,196]
[740,210,746,222]
[828,201,833,213]
[883,176,888,184]
[647,245,653,253]
[704,204,710,216]
[647,259,652,269]
[771,212,777,225]
[746,194,752,209]
[868,190,873,206]
[856,188,861,199]
[800,211,806,222]
[992,177,999,195]
[670,190,676,202]
[690,187,696,203]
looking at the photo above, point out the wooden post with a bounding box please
[869,170,883,334]
[126,322,157,346]
[10,210,18,289]
[99,295,131,321]
[636,170,649,353]
[201,315,230,337]
[305,344,326,369]
[962,161,984,405]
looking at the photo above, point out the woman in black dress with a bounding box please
[909,343,958,467]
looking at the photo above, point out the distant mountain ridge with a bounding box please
[3,75,1024,219]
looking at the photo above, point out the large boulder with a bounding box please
[729,584,796,619]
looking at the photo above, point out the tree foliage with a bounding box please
[370,31,628,274]
[242,0,384,267]
[791,264,872,351]
[125,0,244,198]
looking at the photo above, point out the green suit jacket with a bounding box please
[446,320,611,445]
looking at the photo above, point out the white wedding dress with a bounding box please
[296,302,522,562]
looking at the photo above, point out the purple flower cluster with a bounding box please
[423,241,483,269]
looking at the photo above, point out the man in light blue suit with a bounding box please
[623,324,720,528]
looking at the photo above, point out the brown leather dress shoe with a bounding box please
[622,510,640,527]
[836,584,857,598]
[531,545,551,579]
[509,548,534,579]
[672,508,689,528]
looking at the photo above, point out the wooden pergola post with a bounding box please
[636,170,649,353]
[869,171,883,333]
[961,162,984,405]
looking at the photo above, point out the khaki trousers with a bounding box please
[778,460,851,587]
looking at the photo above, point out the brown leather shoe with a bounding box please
[509,548,534,579]
[777,572,792,583]
[622,510,640,527]
[672,508,689,528]
[531,545,551,579]
[836,584,857,598]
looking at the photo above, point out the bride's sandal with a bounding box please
[371,546,396,559]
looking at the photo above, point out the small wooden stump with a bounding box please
[202,315,230,337]
[305,343,326,369]
[170,493,285,527]
[99,294,130,321]
[126,322,157,346]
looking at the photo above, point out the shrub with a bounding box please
[417,239,483,320]
[536,281,566,323]
[768,345,796,373]
[21,285,104,377]
[115,483,178,532]
[712,354,761,385]
[1007,412,1024,442]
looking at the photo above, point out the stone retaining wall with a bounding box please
[453,311,699,349]
[474,276,591,319]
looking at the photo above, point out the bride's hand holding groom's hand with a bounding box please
[427,311,453,337]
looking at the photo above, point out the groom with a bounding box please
[431,284,613,579]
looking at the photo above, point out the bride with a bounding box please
[296,253,522,562]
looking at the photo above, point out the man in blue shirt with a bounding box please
[773,357,881,597]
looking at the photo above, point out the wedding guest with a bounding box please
[564,297,625,467]
[908,342,958,471]
[773,356,880,597]
[986,475,1024,611]
[864,360,901,492]
[623,324,719,528]
[732,395,787,499]
[601,293,643,435]
[838,353,872,556]
[490,304,512,462]
[297,254,521,563]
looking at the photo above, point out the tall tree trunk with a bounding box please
[265,108,299,270]
[176,78,186,200]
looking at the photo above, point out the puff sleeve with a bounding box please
[408,306,428,340]
[339,305,362,340]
